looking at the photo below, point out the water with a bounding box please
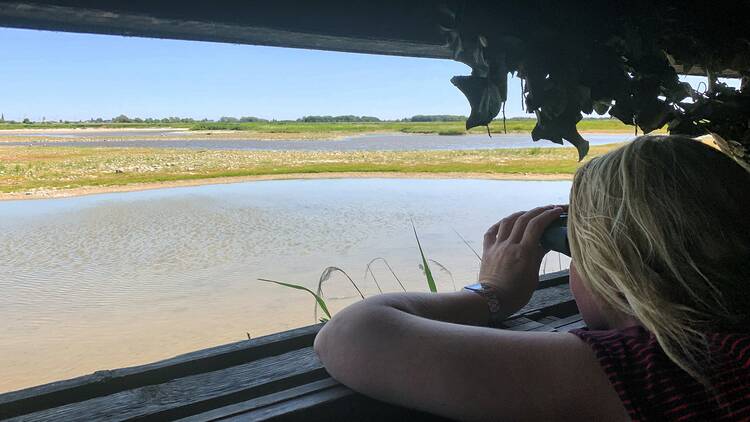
[3,133,629,151]
[0,178,571,392]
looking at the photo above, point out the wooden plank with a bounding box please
[242,387,451,422]
[0,2,740,77]
[500,316,537,328]
[180,378,342,422]
[503,318,544,332]
[0,1,450,60]
[517,284,575,316]
[529,314,584,332]
[227,384,354,421]
[0,324,322,419]
[9,348,327,422]
[538,270,570,288]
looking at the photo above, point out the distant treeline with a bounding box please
[406,115,466,122]
[298,115,381,122]
[1,114,572,125]
[218,116,268,123]
[0,114,468,124]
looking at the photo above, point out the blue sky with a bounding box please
[0,27,738,122]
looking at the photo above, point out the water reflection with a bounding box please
[0,178,571,392]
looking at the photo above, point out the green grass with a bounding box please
[258,278,333,321]
[186,118,634,134]
[0,144,623,194]
[0,118,637,134]
[259,224,450,322]
[412,220,437,292]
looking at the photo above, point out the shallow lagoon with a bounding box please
[4,132,629,151]
[0,178,571,392]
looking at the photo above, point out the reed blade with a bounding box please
[411,220,437,293]
[258,278,332,320]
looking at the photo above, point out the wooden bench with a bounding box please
[0,270,579,421]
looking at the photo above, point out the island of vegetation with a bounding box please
[0,114,635,136]
[0,115,644,199]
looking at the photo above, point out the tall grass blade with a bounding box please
[314,266,364,321]
[428,259,457,292]
[258,278,332,320]
[364,257,406,292]
[452,228,482,262]
[411,220,437,293]
[362,259,384,294]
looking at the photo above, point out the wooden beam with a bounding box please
[0,1,742,78]
[0,1,451,59]
[12,349,326,421]
[0,324,321,419]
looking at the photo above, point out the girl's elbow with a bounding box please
[313,302,382,374]
[313,321,332,362]
[313,309,355,367]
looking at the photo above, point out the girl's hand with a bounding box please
[478,205,564,314]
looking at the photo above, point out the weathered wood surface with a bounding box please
[0,1,449,60]
[0,324,320,419]
[9,348,326,421]
[0,271,579,421]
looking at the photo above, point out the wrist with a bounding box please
[463,283,506,327]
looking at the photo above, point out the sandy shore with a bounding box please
[0,171,573,201]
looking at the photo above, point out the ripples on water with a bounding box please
[0,178,571,392]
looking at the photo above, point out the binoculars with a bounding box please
[540,212,570,256]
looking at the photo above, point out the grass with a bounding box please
[0,144,623,194]
[259,222,450,321]
[257,278,333,321]
[0,118,637,135]
[412,220,437,292]
[188,118,634,135]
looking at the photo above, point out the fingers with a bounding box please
[496,211,524,242]
[484,211,524,250]
[508,206,556,243]
[483,221,502,250]
[521,206,564,247]
[485,205,561,249]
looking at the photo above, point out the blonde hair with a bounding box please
[569,135,750,383]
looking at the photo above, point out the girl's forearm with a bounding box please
[314,291,491,389]
[355,291,491,327]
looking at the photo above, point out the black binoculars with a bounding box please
[540,212,570,256]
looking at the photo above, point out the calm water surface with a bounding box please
[5,133,629,151]
[0,178,571,392]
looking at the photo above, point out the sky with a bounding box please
[0,27,739,122]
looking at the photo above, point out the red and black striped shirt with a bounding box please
[571,326,750,421]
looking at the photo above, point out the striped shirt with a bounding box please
[571,326,750,421]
